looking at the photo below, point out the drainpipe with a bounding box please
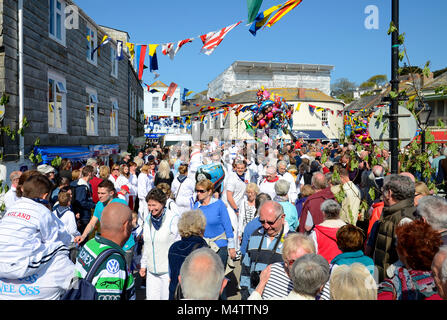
[18,0,25,162]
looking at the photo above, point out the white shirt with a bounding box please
[137,173,153,200]
[128,173,138,196]
[226,171,249,209]
[4,186,19,213]
[52,207,80,241]
[278,172,298,203]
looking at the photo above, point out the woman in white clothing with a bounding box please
[139,188,180,300]
[128,161,139,211]
[108,164,121,192]
[171,163,195,215]
[237,183,259,243]
[137,164,153,231]
[115,164,130,192]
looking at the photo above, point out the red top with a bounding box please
[314,225,342,263]
[89,177,103,204]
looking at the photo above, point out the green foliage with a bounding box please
[51,156,62,168]
[387,22,397,35]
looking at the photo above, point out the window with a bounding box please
[111,45,118,78]
[165,96,170,109]
[153,96,159,109]
[86,88,98,135]
[437,100,445,116]
[86,24,97,65]
[110,99,119,136]
[49,0,66,45]
[48,72,67,133]
[321,109,328,126]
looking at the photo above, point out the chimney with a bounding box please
[298,88,305,99]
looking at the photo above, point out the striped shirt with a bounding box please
[262,262,294,299]
[74,236,135,300]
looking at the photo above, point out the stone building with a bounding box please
[0,0,143,163]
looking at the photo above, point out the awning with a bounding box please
[291,130,329,140]
[34,146,93,164]
[145,133,166,139]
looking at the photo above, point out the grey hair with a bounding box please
[417,196,447,231]
[383,174,415,201]
[179,247,225,300]
[277,160,288,168]
[372,165,384,177]
[321,199,341,219]
[311,172,328,190]
[274,179,290,197]
[440,246,447,282]
[290,253,330,296]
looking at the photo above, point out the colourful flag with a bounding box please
[247,0,264,23]
[309,104,316,114]
[200,21,242,55]
[266,0,303,28]
[149,88,159,94]
[91,35,110,60]
[135,45,147,80]
[174,38,194,57]
[295,103,301,112]
[116,40,124,60]
[126,42,135,61]
[182,88,190,101]
[249,3,283,36]
[144,83,151,92]
[162,82,178,101]
[161,43,175,60]
[148,44,159,73]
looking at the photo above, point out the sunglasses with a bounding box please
[259,214,282,226]
[196,189,207,193]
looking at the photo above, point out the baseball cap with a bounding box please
[120,185,130,193]
[37,164,56,175]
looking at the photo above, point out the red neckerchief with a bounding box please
[112,175,118,181]
[265,176,279,183]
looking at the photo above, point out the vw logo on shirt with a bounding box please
[106,259,120,274]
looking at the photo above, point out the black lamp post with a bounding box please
[416,101,432,180]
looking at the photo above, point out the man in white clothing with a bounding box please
[258,165,279,200]
[0,174,73,300]
[277,160,298,203]
[4,170,22,213]
[226,160,250,254]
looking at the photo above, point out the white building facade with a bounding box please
[207,61,334,99]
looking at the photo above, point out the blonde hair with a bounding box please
[300,184,315,197]
[140,164,150,174]
[157,160,171,179]
[246,182,260,194]
[196,179,214,192]
[415,181,430,196]
[99,165,110,180]
[282,233,316,261]
[178,210,206,238]
[329,263,377,300]
[71,169,81,181]
[156,182,172,198]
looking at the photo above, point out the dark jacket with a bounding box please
[298,187,335,233]
[70,179,95,221]
[372,198,416,282]
[154,171,174,187]
[295,196,308,221]
[167,235,208,300]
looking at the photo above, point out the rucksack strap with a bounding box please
[85,248,123,282]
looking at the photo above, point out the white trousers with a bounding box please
[227,207,240,251]
[145,272,170,300]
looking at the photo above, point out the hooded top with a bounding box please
[298,187,335,233]
[314,225,342,263]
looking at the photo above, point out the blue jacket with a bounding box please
[295,196,308,221]
[240,217,261,257]
[168,235,208,300]
[70,180,95,221]
[331,250,375,275]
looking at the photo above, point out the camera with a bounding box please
[250,271,261,288]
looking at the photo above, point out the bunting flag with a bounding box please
[116,40,124,60]
[247,0,264,23]
[144,83,151,92]
[174,38,194,56]
[91,35,110,60]
[266,0,303,28]
[161,43,175,60]
[200,21,242,55]
[148,44,159,73]
[135,45,147,80]
[295,103,301,112]
[126,42,135,61]
[162,82,178,101]
[182,88,193,101]
[309,104,316,114]
[249,3,283,36]
[316,107,325,112]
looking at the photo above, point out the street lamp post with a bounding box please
[416,101,432,181]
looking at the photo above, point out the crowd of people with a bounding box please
[0,138,447,301]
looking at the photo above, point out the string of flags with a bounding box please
[88,0,304,81]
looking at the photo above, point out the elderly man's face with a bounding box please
[259,203,284,238]
[278,164,287,175]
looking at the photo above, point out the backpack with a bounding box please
[61,248,127,300]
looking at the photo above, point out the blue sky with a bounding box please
[74,0,447,95]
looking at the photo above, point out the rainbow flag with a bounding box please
[249,3,283,36]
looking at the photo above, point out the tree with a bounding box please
[360,74,388,90]
[331,78,356,102]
